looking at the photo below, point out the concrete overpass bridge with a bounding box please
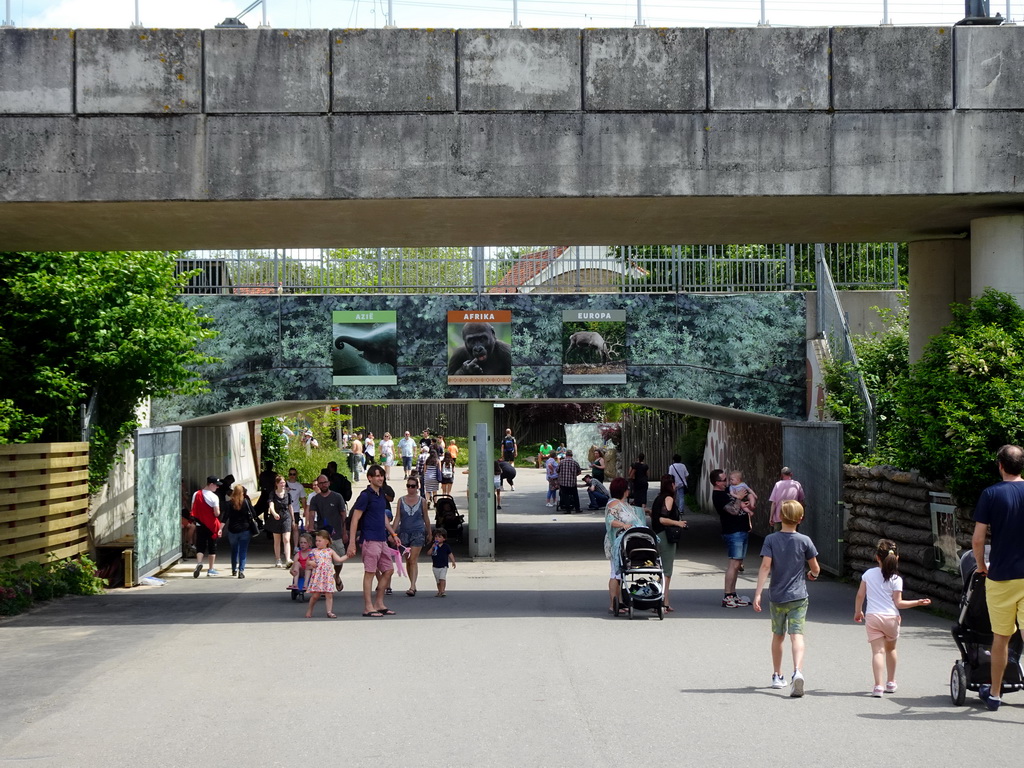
[4,24,1022,562]
[2,23,1023,355]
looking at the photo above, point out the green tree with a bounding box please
[891,288,1024,504]
[0,251,217,491]
[260,418,289,470]
[822,299,909,463]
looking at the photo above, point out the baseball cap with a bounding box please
[207,475,222,485]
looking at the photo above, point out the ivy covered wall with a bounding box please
[152,292,806,424]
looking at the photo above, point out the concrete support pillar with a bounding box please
[971,215,1024,303]
[466,400,495,559]
[908,238,970,362]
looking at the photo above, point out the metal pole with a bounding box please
[388,0,394,26]
[760,0,767,26]
[262,0,268,27]
[3,0,14,27]
[512,0,520,27]
[882,0,890,24]
[636,0,643,26]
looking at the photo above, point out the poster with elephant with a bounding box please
[562,310,627,384]
[447,310,513,385]
[332,310,398,385]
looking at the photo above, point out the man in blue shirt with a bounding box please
[972,444,1024,711]
[347,465,400,618]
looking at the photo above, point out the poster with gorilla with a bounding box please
[447,310,513,385]
[561,309,627,384]
[332,310,398,385]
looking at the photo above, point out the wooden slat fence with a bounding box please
[0,442,91,563]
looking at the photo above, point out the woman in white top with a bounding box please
[379,432,396,479]
[853,538,931,697]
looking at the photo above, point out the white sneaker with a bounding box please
[790,670,805,698]
[545,502,555,507]
[206,568,220,577]
[771,674,785,689]
[733,594,751,607]
[274,560,283,568]
[885,681,898,694]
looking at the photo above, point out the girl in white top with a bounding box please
[854,538,931,697]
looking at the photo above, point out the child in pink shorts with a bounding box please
[854,538,931,697]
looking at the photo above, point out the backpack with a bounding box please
[441,464,455,483]
[503,436,516,452]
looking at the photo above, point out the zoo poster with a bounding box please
[562,310,627,384]
[332,310,398,386]
[447,310,513,386]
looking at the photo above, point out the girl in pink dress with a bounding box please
[304,530,350,618]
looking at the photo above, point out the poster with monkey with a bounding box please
[562,309,627,384]
[447,310,513,385]
[332,310,398,385]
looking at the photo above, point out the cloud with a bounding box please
[26,0,249,29]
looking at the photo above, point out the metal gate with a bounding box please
[782,421,844,574]
[134,426,183,580]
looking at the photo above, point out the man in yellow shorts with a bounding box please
[972,444,1024,711]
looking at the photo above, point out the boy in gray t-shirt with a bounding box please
[753,500,820,698]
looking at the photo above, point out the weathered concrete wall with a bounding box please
[833,26,952,110]
[956,25,1024,109]
[76,29,201,114]
[0,29,73,114]
[458,28,580,111]
[333,28,456,112]
[709,27,829,111]
[6,25,1015,116]
[205,29,329,113]
[583,27,706,111]
[2,25,1024,250]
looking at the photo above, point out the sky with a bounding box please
[8,1,1017,31]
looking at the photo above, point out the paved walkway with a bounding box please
[2,467,1023,766]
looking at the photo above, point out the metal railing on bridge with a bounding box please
[175,242,902,295]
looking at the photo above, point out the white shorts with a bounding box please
[433,566,449,582]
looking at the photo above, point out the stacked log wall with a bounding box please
[844,464,971,615]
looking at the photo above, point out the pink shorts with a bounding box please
[360,539,395,574]
[865,613,901,642]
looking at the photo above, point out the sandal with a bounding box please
[379,608,396,615]
[406,589,417,597]
[362,611,384,618]
[326,612,337,619]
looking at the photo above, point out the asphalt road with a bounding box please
[2,468,1021,767]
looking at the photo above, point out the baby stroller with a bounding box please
[949,549,1024,705]
[433,495,464,544]
[613,527,665,620]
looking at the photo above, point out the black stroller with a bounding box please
[949,549,1024,705]
[433,495,464,544]
[613,527,665,620]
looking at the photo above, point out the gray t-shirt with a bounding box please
[759,531,818,604]
[308,491,346,536]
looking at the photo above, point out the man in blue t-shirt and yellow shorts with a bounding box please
[972,444,1024,711]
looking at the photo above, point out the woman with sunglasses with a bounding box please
[395,478,432,596]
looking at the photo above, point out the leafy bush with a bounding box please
[822,300,909,464]
[261,418,289,470]
[891,289,1024,504]
[0,555,106,616]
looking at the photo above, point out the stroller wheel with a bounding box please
[291,589,298,601]
[657,605,664,620]
[951,660,967,706]
[612,596,620,616]
[628,602,635,620]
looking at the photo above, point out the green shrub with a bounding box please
[891,289,1024,504]
[0,554,106,616]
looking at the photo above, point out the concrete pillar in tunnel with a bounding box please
[908,238,970,362]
